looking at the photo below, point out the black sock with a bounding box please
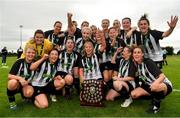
[65,85,72,96]
[7,88,16,103]
[117,86,129,99]
[74,78,80,95]
[47,82,56,95]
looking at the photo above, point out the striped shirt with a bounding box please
[61,36,84,54]
[44,30,65,46]
[137,58,172,86]
[9,59,34,82]
[58,50,81,74]
[80,54,102,80]
[140,30,164,62]
[31,60,57,87]
[120,30,141,47]
[114,58,136,88]
[102,37,126,62]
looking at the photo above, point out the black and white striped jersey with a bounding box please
[141,30,164,62]
[102,37,126,62]
[120,30,141,47]
[44,30,65,46]
[114,57,136,88]
[58,50,81,74]
[61,28,82,51]
[80,54,102,80]
[31,60,57,87]
[94,43,104,64]
[74,37,84,53]
[9,59,34,82]
[137,58,172,86]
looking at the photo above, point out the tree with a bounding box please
[177,50,180,55]
[165,46,174,55]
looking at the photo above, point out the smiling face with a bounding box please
[54,22,62,34]
[25,47,36,63]
[34,33,44,45]
[113,20,121,30]
[90,25,97,36]
[49,49,59,64]
[122,47,131,60]
[138,20,149,35]
[84,41,94,57]
[65,39,75,52]
[82,27,92,40]
[122,18,131,31]
[108,28,118,40]
[101,19,110,30]
[133,47,144,64]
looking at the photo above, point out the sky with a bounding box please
[0,0,180,53]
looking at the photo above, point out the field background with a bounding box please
[0,56,180,117]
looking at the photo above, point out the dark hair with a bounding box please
[81,21,89,27]
[122,17,131,23]
[125,46,133,53]
[48,48,59,65]
[102,19,110,23]
[108,27,116,33]
[34,29,44,38]
[132,45,145,54]
[123,46,133,59]
[48,48,59,56]
[65,35,75,44]
[72,21,77,24]
[54,21,62,27]
[138,14,150,26]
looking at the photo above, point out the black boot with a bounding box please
[146,98,161,114]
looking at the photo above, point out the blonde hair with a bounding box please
[25,45,36,52]
[81,27,92,36]
[83,41,94,57]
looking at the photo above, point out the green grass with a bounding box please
[0,56,180,117]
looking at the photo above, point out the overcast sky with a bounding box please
[0,0,180,52]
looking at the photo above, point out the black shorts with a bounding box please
[112,81,134,92]
[140,82,172,96]
[100,61,112,72]
[126,81,134,92]
[164,82,172,96]
[55,71,68,78]
[14,82,32,94]
[32,81,55,98]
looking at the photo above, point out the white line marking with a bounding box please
[173,89,180,92]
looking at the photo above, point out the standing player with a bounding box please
[113,19,121,37]
[17,46,23,59]
[138,14,178,69]
[120,17,141,47]
[1,46,8,66]
[101,19,110,39]
[44,21,65,51]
